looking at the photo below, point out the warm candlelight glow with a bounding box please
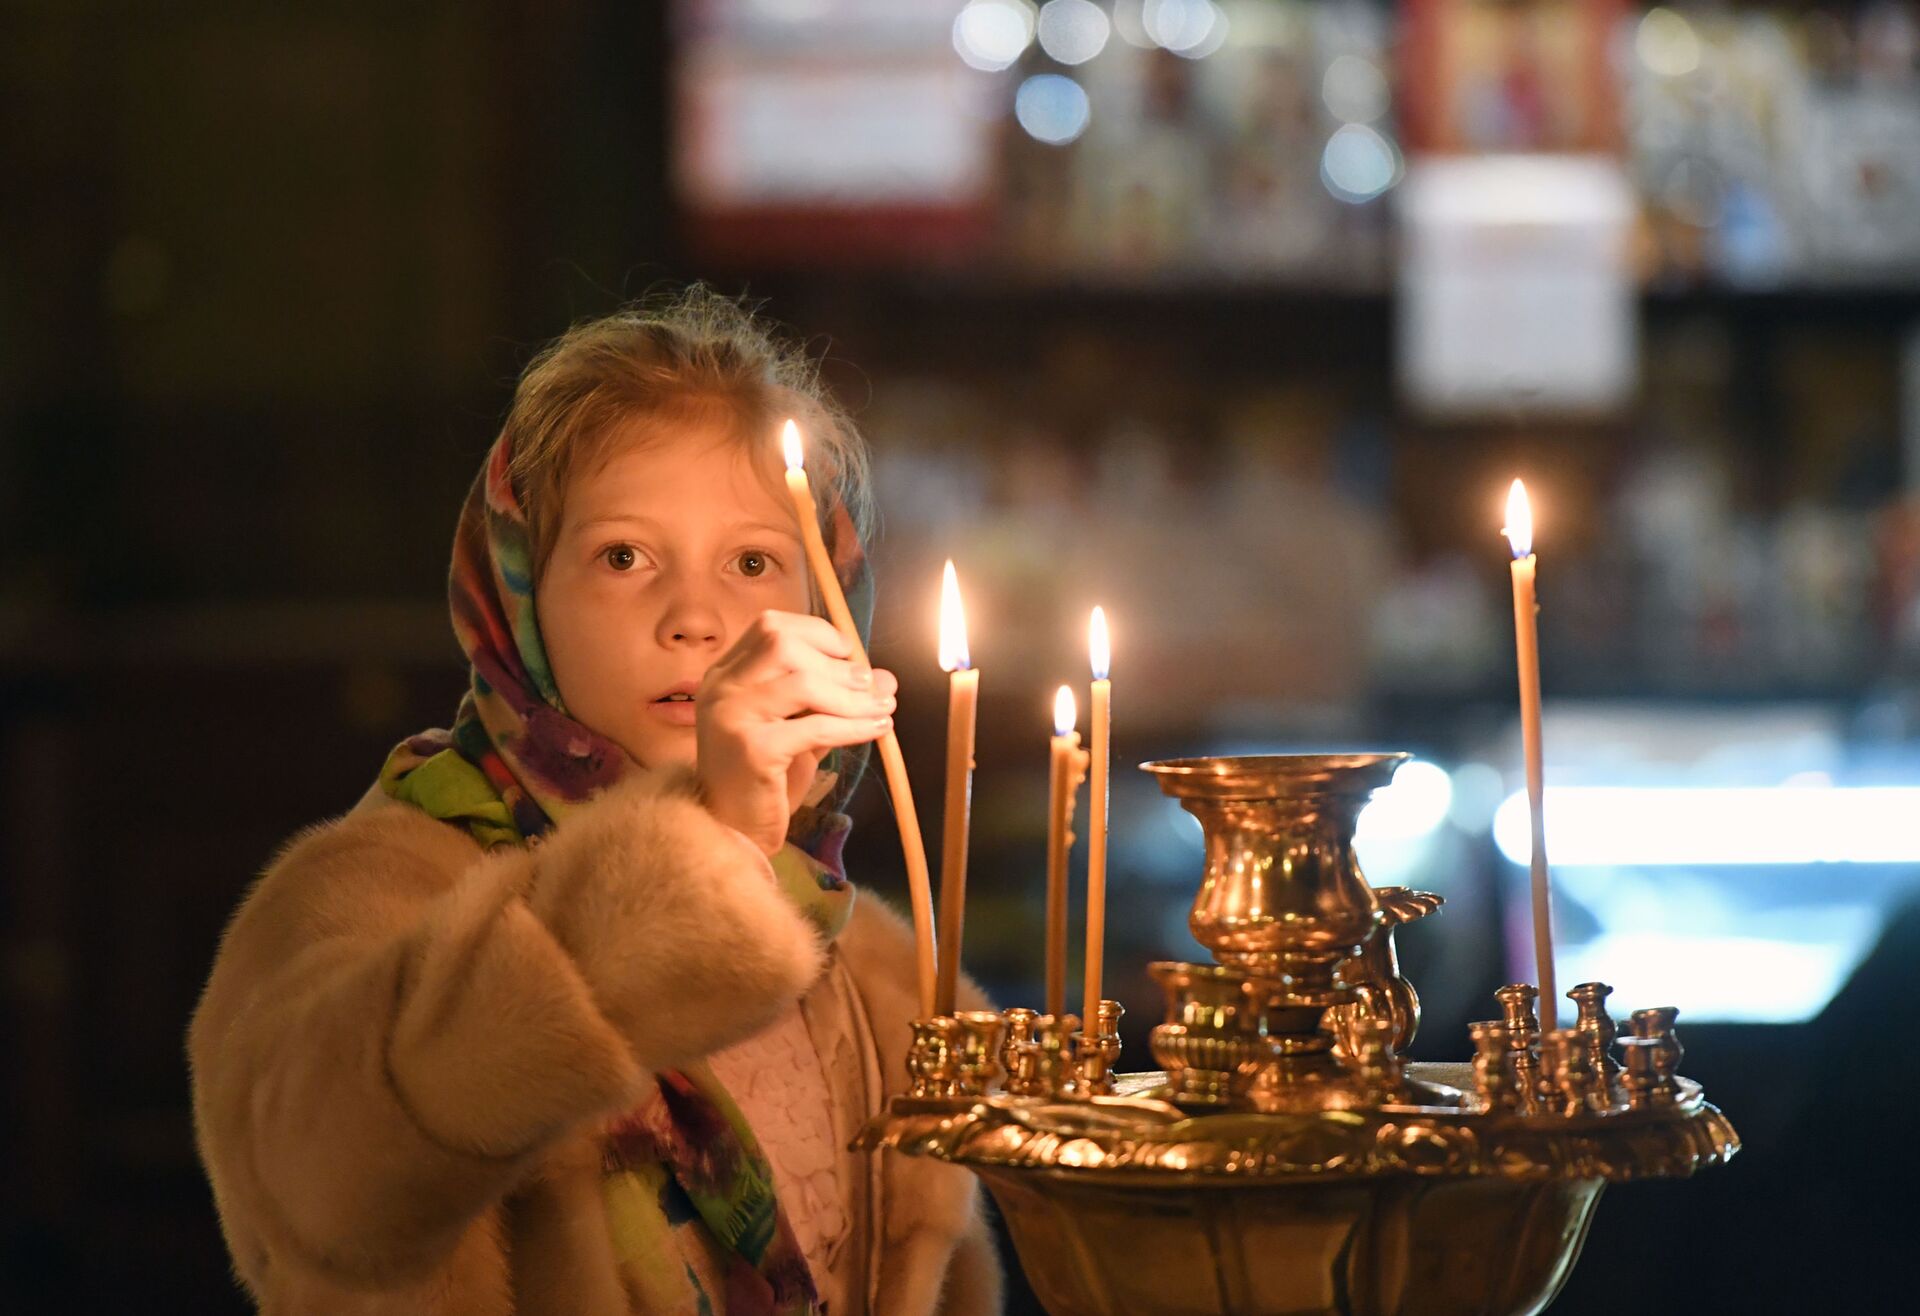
[1089,606,1111,681]
[780,418,804,473]
[935,559,980,1017]
[1503,475,1557,1026]
[1054,685,1077,738]
[778,414,936,1016]
[1504,478,1534,559]
[938,560,970,673]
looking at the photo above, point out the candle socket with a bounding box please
[1000,1007,1039,1078]
[907,1017,962,1100]
[1540,1028,1609,1117]
[1006,1013,1080,1098]
[1623,1007,1684,1108]
[1065,999,1125,1098]
[1495,983,1547,1102]
[1466,1020,1530,1114]
[948,1010,1006,1098]
[1340,1016,1409,1106]
[1566,982,1621,1093]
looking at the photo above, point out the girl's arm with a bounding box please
[189,767,823,1294]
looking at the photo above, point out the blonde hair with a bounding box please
[503,286,873,577]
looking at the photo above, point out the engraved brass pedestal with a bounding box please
[858,755,1739,1315]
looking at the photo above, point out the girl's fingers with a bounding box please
[770,712,893,759]
[739,610,855,664]
[728,628,880,704]
[774,611,857,661]
[710,610,851,682]
[761,663,894,720]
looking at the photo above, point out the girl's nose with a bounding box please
[655,589,726,649]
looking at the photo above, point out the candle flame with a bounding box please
[1503,479,1534,559]
[780,418,804,473]
[938,560,970,672]
[1053,685,1077,737]
[1089,606,1110,682]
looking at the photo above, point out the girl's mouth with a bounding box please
[648,690,698,726]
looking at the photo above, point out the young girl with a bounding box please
[188,291,1002,1315]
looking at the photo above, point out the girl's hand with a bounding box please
[695,610,897,856]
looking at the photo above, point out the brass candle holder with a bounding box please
[860,753,1740,1316]
[904,1015,960,1100]
[1007,1012,1080,1098]
[1065,999,1125,1097]
[999,1006,1038,1079]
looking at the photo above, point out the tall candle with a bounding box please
[1504,479,1558,1028]
[1046,685,1087,1019]
[782,420,937,1017]
[935,561,978,1017]
[1083,607,1112,1022]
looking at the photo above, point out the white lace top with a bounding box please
[707,1001,852,1305]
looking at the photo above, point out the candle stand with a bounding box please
[857,754,1738,1316]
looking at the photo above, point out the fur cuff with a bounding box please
[388,845,647,1160]
[525,766,828,1073]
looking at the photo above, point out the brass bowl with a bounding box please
[1143,754,1404,985]
[979,1170,1602,1316]
[859,1064,1739,1316]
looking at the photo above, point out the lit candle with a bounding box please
[1504,479,1558,1028]
[782,419,937,1017]
[1046,686,1088,1019]
[934,561,978,1017]
[1083,607,1112,1022]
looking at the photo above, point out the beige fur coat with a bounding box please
[188,766,1002,1315]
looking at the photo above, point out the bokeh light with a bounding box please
[1036,0,1110,66]
[1110,0,1155,49]
[1015,72,1092,145]
[1143,0,1229,59]
[1322,53,1390,124]
[1636,8,1702,78]
[1356,760,1456,843]
[1320,122,1401,203]
[953,0,1038,74]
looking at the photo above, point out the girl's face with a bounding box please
[536,420,811,769]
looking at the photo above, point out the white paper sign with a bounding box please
[1397,155,1637,418]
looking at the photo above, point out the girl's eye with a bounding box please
[737,551,769,578]
[604,545,639,572]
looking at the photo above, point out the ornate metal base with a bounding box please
[980,1170,1602,1316]
[859,1065,1738,1316]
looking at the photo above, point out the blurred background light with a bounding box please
[1494,785,1920,866]
[1321,122,1401,202]
[953,0,1038,73]
[1447,762,1508,832]
[1015,72,1092,144]
[1036,0,1110,66]
[1356,759,1455,844]
[1560,928,1875,1023]
[1144,0,1229,59]
[1636,7,1703,78]
[1322,54,1391,124]
[1110,0,1155,49]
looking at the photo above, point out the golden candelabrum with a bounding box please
[858,754,1739,1316]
